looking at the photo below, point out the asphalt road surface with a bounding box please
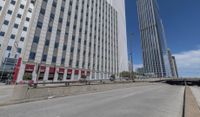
[0,84,184,117]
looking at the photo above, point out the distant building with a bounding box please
[9,0,129,83]
[136,0,171,77]
[171,56,179,78]
[167,49,179,78]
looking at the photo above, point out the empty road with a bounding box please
[0,84,184,117]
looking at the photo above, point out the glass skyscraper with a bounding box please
[136,0,171,77]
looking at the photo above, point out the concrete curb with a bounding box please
[184,86,200,117]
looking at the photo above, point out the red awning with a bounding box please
[87,71,90,76]
[25,64,35,72]
[81,71,85,75]
[40,66,46,72]
[67,69,73,74]
[75,70,79,75]
[59,68,65,74]
[49,67,56,74]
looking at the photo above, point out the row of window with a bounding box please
[28,0,118,72]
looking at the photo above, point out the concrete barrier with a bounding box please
[7,82,151,104]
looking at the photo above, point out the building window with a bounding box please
[29,52,36,60]
[61,58,65,64]
[52,56,57,63]
[3,20,9,25]
[45,40,49,46]
[20,37,24,41]
[54,43,59,48]
[26,17,30,21]
[28,8,32,13]
[23,27,27,31]
[63,45,67,50]
[10,34,15,39]
[20,4,24,9]
[42,55,47,62]
[17,14,22,18]
[10,0,16,5]
[0,32,5,36]
[40,8,45,15]
[37,21,43,29]
[7,46,12,50]
[33,36,39,43]
[7,10,12,15]
[14,24,18,28]
[17,48,22,53]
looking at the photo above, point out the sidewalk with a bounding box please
[0,84,14,104]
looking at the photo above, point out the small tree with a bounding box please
[120,71,136,81]
[120,71,130,78]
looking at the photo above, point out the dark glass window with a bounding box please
[26,17,30,21]
[0,32,5,36]
[52,56,57,63]
[29,52,36,60]
[42,55,47,61]
[45,40,49,46]
[7,46,12,50]
[37,22,43,29]
[14,24,18,28]
[33,36,39,43]
[10,34,15,39]
[3,20,9,25]
[20,4,24,9]
[17,48,22,53]
[54,43,59,48]
[17,14,22,18]
[23,27,28,31]
[10,0,16,5]
[20,37,24,41]
[7,10,12,15]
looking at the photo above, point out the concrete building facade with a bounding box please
[0,0,36,72]
[136,0,171,77]
[12,0,128,82]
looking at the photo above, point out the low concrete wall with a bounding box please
[184,87,200,117]
[11,82,150,102]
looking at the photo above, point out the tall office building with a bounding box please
[167,49,179,78]
[12,0,128,82]
[136,0,170,77]
[0,0,36,75]
[171,56,178,78]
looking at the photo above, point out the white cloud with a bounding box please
[134,64,143,71]
[174,49,200,78]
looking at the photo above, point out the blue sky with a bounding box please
[125,0,200,77]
